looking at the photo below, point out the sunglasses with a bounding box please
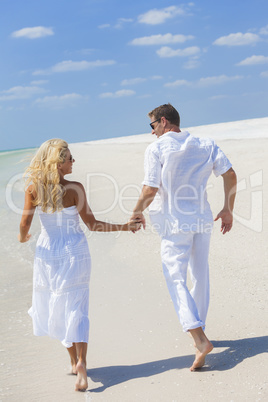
[150,118,161,129]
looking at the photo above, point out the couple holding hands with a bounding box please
[19,104,236,391]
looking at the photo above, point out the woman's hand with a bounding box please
[18,233,32,243]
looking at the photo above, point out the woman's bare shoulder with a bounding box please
[62,180,86,208]
[26,184,34,192]
[64,180,85,190]
[26,184,36,197]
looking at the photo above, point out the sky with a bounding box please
[0,0,268,151]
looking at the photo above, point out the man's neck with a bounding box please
[164,126,181,134]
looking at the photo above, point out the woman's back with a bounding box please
[38,205,81,238]
[36,205,90,273]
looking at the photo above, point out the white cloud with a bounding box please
[99,89,135,99]
[198,75,243,87]
[51,60,115,72]
[79,48,95,55]
[11,26,54,39]
[259,25,268,35]
[183,57,200,69]
[99,18,133,30]
[151,75,163,80]
[130,33,194,46]
[260,71,268,78]
[237,55,268,66]
[121,78,147,86]
[164,74,243,88]
[30,80,49,86]
[33,59,116,75]
[98,24,111,29]
[120,76,163,86]
[138,6,187,25]
[0,85,46,101]
[35,93,86,109]
[157,46,200,58]
[165,80,191,88]
[210,95,229,100]
[114,18,133,29]
[213,32,260,46]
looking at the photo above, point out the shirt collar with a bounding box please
[159,130,189,139]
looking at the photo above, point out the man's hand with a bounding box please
[131,185,158,232]
[130,212,146,230]
[214,209,233,235]
[216,168,236,235]
[130,185,158,232]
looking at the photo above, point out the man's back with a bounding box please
[143,130,232,233]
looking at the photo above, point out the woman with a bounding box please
[18,138,141,391]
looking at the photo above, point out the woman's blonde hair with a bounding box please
[25,138,69,213]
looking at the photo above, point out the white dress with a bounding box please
[28,206,91,348]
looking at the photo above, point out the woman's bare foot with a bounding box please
[75,361,88,391]
[71,362,77,375]
[67,345,78,375]
[190,340,213,371]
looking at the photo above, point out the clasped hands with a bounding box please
[129,212,146,233]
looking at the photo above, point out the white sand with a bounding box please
[1,118,268,401]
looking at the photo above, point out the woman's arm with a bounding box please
[74,182,141,232]
[18,186,36,242]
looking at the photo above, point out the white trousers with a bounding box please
[161,231,211,332]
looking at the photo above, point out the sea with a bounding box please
[0,147,38,269]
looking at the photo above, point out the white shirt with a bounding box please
[142,131,232,235]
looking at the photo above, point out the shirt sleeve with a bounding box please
[142,145,161,188]
[212,143,232,177]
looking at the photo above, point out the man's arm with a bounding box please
[214,167,237,234]
[131,185,158,228]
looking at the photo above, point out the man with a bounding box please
[131,104,237,371]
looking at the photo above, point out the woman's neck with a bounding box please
[59,174,67,185]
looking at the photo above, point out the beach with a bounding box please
[0,118,268,401]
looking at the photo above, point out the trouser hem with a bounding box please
[183,321,205,332]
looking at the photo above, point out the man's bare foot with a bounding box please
[187,331,196,348]
[75,361,88,391]
[190,340,213,371]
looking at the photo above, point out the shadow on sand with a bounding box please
[87,336,268,393]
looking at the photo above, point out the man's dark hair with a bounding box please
[148,103,180,127]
